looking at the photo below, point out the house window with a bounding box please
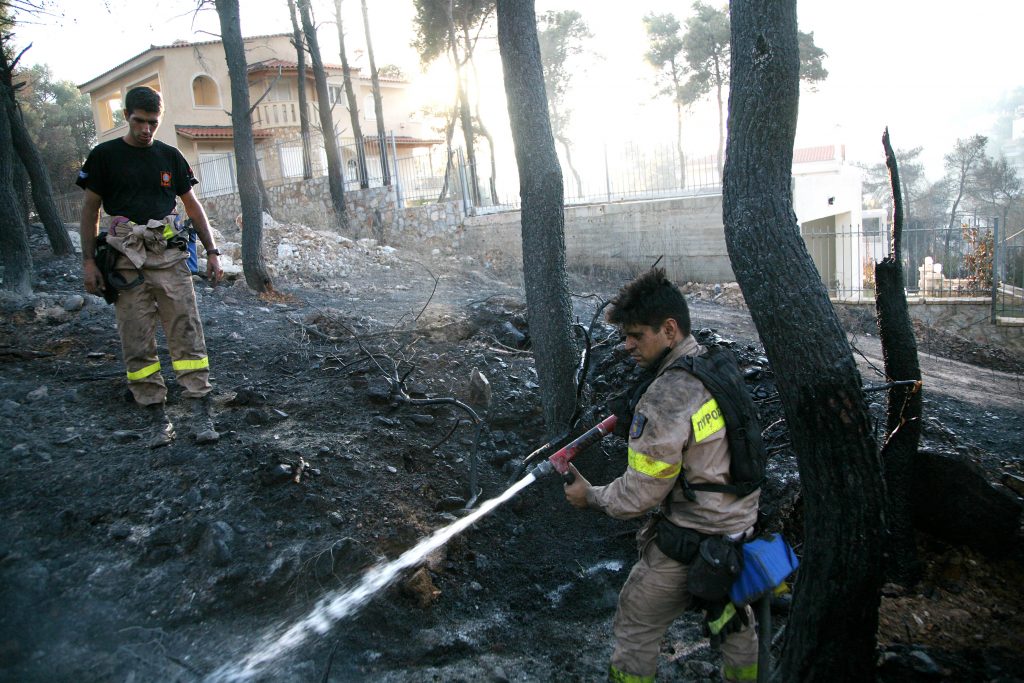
[863,217,880,237]
[363,94,376,122]
[192,75,220,107]
[268,80,292,102]
[329,85,345,106]
[97,92,125,131]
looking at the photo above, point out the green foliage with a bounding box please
[642,12,684,100]
[16,63,95,189]
[538,10,590,132]
[377,63,405,79]
[412,0,494,65]
[678,1,729,105]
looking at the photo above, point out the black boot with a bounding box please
[146,403,175,449]
[189,395,220,445]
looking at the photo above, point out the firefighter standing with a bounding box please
[564,268,759,682]
[78,86,222,448]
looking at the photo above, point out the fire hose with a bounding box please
[529,414,618,483]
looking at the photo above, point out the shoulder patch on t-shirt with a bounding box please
[629,413,647,439]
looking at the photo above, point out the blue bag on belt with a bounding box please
[729,533,799,606]
[179,217,199,274]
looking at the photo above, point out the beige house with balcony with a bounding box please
[78,33,440,197]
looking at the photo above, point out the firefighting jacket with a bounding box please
[586,335,759,536]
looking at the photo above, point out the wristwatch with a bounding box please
[207,249,221,256]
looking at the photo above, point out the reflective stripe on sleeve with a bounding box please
[627,447,681,479]
[723,662,758,682]
[172,357,210,372]
[691,398,725,442]
[126,361,161,381]
[609,665,655,683]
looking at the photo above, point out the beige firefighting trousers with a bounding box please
[610,541,758,682]
[109,220,211,405]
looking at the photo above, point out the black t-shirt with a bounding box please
[76,138,198,224]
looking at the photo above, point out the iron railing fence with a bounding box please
[802,214,1005,302]
[479,141,723,212]
[995,223,1024,318]
[188,129,453,207]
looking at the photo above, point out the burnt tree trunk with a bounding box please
[0,92,33,295]
[876,129,924,586]
[13,154,31,226]
[447,1,480,206]
[723,2,885,681]
[299,0,348,227]
[287,0,314,180]
[215,0,273,293]
[1,83,73,255]
[334,0,369,189]
[361,0,390,187]
[496,0,578,432]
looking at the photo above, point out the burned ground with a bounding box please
[1,228,1022,682]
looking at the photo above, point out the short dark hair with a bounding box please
[124,86,163,115]
[606,267,691,336]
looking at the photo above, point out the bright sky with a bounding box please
[13,0,1024,183]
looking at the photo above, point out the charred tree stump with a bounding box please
[912,449,1022,554]
[876,130,924,586]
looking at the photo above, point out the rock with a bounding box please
[0,399,20,417]
[10,443,29,456]
[244,408,269,425]
[469,368,491,407]
[374,415,399,427]
[25,386,48,402]
[260,463,294,485]
[109,523,132,540]
[367,379,393,403]
[201,521,235,567]
[684,660,717,678]
[409,414,435,426]
[63,295,85,312]
[183,487,203,508]
[111,430,140,443]
[435,496,465,512]
[402,567,441,608]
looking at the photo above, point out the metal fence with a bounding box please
[189,129,454,208]
[800,213,1024,319]
[476,140,723,212]
[995,223,1024,318]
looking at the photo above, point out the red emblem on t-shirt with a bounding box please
[160,171,172,187]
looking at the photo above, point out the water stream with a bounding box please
[207,471,540,682]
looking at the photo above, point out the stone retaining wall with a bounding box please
[200,179,464,248]
[459,194,734,282]
[838,300,1024,356]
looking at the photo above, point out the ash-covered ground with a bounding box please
[2,222,1022,682]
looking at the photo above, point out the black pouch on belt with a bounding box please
[687,536,743,602]
[653,517,703,564]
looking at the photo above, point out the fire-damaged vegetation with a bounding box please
[1,239,1022,682]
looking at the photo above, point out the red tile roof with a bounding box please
[793,144,845,164]
[247,59,407,83]
[175,125,273,140]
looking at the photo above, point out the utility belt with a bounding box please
[654,515,746,604]
[654,514,799,608]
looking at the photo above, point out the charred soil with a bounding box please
[1,232,1022,682]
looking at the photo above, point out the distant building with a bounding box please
[77,34,440,196]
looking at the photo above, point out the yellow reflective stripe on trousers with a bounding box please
[723,662,758,682]
[691,398,725,442]
[707,602,737,635]
[609,665,654,683]
[126,361,161,381]
[627,447,681,479]
[172,357,209,372]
